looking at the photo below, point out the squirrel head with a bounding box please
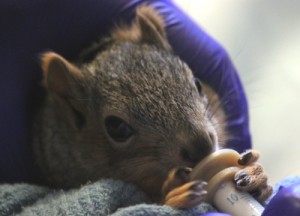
[40,6,225,200]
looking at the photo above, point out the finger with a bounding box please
[162,167,192,196]
[238,150,260,166]
[235,164,267,191]
[165,180,207,201]
[164,182,207,208]
[250,185,273,203]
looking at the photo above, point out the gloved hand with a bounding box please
[262,183,300,216]
[201,213,231,216]
[0,0,250,184]
[200,180,300,216]
[200,182,300,216]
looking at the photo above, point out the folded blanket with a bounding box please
[0,179,215,216]
[3,176,299,216]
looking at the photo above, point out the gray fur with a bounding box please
[32,6,224,202]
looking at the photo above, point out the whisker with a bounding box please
[208,97,231,120]
[208,85,239,120]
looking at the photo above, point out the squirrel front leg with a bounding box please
[234,150,273,203]
[161,167,207,208]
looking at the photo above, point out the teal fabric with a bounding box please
[0,179,215,216]
[2,177,300,215]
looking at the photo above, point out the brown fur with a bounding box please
[32,5,270,208]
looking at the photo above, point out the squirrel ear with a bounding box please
[136,6,171,50]
[112,6,171,50]
[41,52,83,97]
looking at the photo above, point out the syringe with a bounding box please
[190,149,264,216]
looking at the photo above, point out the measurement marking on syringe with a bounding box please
[240,193,252,202]
[226,193,239,205]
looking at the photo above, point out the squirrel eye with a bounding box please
[105,116,135,142]
[193,77,203,94]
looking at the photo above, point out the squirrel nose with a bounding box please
[180,132,214,166]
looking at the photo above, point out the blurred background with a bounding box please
[174,0,300,185]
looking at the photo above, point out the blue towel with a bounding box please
[0,179,216,216]
[4,177,299,216]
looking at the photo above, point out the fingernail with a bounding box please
[238,151,253,165]
[250,189,262,198]
[189,191,207,200]
[189,193,199,200]
[234,171,247,181]
[235,175,251,187]
[190,181,207,191]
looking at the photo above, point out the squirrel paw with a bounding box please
[234,150,273,203]
[161,167,207,208]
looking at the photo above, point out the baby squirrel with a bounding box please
[33,6,272,208]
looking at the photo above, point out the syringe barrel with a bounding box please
[190,149,265,216]
[213,181,264,216]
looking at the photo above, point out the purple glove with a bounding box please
[200,183,300,216]
[201,213,231,216]
[262,183,300,216]
[0,0,250,184]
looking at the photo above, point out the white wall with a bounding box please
[174,0,300,184]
